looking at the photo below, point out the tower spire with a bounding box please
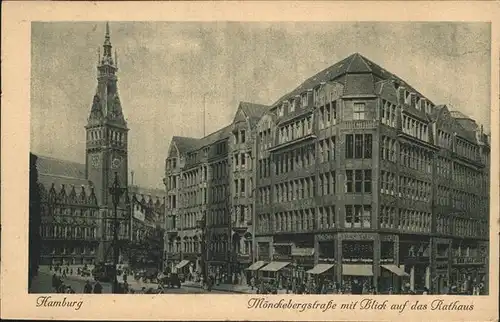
[102,22,113,65]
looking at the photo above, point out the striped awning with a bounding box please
[259,261,291,272]
[381,264,409,277]
[307,264,335,275]
[175,260,190,269]
[342,264,373,276]
[246,261,267,271]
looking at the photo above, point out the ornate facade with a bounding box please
[164,102,268,278]
[33,23,165,267]
[165,53,490,293]
[253,53,490,294]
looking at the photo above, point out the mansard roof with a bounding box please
[272,52,430,107]
[198,124,232,147]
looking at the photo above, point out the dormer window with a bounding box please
[415,97,421,110]
[313,87,320,105]
[290,99,296,113]
[278,104,284,117]
[283,101,290,115]
[404,91,411,105]
[301,93,308,108]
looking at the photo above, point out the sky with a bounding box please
[31,22,491,189]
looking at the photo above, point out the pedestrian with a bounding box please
[83,280,93,293]
[52,273,59,291]
[93,281,103,294]
[250,276,255,290]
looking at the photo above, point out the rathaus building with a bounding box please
[166,53,490,294]
[32,23,165,268]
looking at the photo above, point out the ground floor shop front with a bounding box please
[251,232,488,294]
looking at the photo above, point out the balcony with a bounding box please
[340,120,378,130]
[452,257,485,265]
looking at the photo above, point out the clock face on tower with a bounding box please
[111,156,123,169]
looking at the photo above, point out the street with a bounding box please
[29,271,225,294]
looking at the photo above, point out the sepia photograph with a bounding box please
[2,1,499,321]
[28,20,491,296]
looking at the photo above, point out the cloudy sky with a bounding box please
[31,22,491,189]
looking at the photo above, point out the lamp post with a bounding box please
[196,216,207,282]
[109,172,126,294]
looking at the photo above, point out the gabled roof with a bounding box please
[172,136,200,154]
[272,52,431,107]
[431,105,477,142]
[240,101,269,119]
[36,154,86,179]
[239,101,270,127]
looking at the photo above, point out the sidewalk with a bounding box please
[181,281,256,294]
[181,281,290,294]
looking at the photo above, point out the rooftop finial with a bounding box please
[106,21,110,38]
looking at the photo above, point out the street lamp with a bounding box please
[109,172,126,294]
[196,216,207,282]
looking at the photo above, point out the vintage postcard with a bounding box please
[1,1,499,321]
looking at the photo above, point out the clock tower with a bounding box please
[85,22,129,209]
[86,23,129,263]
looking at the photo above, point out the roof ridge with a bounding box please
[34,153,85,165]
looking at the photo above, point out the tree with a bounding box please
[29,153,42,289]
[128,225,164,270]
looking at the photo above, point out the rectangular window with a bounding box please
[241,130,246,143]
[353,102,366,120]
[364,134,372,159]
[345,205,353,228]
[346,170,353,193]
[364,170,372,193]
[354,134,363,158]
[346,134,354,159]
[355,170,363,193]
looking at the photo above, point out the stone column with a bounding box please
[425,265,431,289]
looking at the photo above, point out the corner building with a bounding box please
[253,53,490,294]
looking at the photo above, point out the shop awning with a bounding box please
[246,261,267,271]
[307,264,335,275]
[381,264,410,277]
[342,264,373,276]
[259,261,291,272]
[175,260,190,269]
